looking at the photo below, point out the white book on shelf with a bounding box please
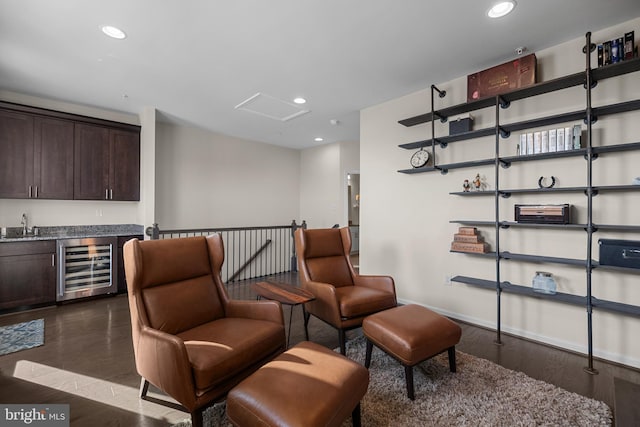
[526,132,534,155]
[549,128,557,152]
[533,131,542,154]
[564,126,573,150]
[557,128,565,152]
[573,124,582,149]
[541,130,549,153]
[519,133,527,155]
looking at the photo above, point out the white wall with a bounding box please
[360,18,640,368]
[0,90,145,228]
[154,122,300,229]
[299,140,359,229]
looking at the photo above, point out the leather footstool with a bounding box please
[362,304,462,400]
[226,341,369,427]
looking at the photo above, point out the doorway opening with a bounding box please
[347,173,360,261]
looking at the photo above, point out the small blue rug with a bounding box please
[0,319,45,356]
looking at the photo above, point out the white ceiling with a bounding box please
[1,0,640,149]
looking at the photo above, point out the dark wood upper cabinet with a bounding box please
[74,123,110,200]
[34,117,74,199]
[0,110,73,199]
[110,129,140,201]
[74,124,140,201]
[0,102,140,201]
[0,109,35,198]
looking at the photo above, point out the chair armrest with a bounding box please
[226,300,284,325]
[135,326,197,410]
[354,275,396,296]
[303,280,343,325]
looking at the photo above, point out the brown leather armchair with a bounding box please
[123,235,286,427]
[295,227,397,355]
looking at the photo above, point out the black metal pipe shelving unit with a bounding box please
[398,33,640,373]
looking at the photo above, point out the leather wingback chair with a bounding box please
[123,235,286,427]
[295,227,397,355]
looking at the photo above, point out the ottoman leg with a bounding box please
[448,346,457,373]
[352,402,362,427]
[364,340,373,368]
[405,365,415,400]
[339,329,346,355]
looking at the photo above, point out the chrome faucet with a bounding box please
[21,213,28,236]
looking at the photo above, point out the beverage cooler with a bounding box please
[57,237,117,301]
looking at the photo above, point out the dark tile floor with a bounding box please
[0,272,639,426]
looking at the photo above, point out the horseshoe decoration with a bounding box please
[538,176,556,189]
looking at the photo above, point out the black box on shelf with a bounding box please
[599,239,640,269]
[514,204,570,224]
[449,116,473,135]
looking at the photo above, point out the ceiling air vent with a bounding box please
[234,92,310,121]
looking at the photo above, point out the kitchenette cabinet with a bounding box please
[74,124,140,201]
[0,101,140,201]
[0,110,74,199]
[0,240,56,311]
[0,227,143,313]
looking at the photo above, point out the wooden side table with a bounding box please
[251,281,315,347]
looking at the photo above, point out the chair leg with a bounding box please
[191,408,204,427]
[364,339,373,368]
[339,329,346,355]
[139,378,150,399]
[405,365,415,400]
[448,346,457,373]
[352,402,362,427]
[302,306,310,341]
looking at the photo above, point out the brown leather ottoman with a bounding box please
[362,304,462,400]
[226,341,369,427]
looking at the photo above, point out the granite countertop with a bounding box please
[0,224,145,243]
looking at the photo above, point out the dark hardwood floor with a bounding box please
[1,271,639,426]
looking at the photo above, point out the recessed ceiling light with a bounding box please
[293,97,307,104]
[101,25,127,39]
[314,137,324,142]
[487,1,516,18]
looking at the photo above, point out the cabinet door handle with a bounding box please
[105,189,109,200]
[51,254,55,267]
[110,189,113,200]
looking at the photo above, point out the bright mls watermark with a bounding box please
[1,405,69,426]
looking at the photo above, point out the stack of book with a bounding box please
[518,124,581,156]
[450,227,489,253]
[597,30,636,67]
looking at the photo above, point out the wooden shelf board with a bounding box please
[500,251,587,267]
[452,276,586,306]
[452,275,640,316]
[449,191,494,196]
[449,220,496,227]
[593,263,640,274]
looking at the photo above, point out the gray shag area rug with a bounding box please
[173,336,612,426]
[0,318,44,356]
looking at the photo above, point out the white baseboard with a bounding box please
[397,298,640,370]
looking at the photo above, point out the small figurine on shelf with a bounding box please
[480,175,489,191]
[473,174,482,191]
[463,179,471,192]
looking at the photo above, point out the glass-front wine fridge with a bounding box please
[57,237,117,301]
